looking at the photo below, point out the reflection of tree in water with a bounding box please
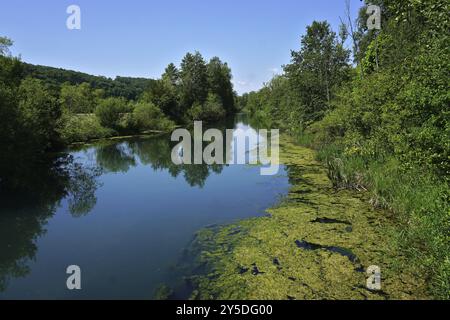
[91,134,233,189]
[131,139,178,173]
[0,155,102,292]
[95,143,136,173]
[101,137,230,188]
[66,163,103,218]
[0,116,250,292]
[132,138,220,188]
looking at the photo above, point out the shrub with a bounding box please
[94,97,130,131]
[132,101,174,131]
[59,113,113,143]
[187,93,226,122]
[201,93,226,121]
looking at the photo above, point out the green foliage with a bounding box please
[241,21,350,130]
[284,21,351,124]
[94,97,131,132]
[59,82,96,114]
[317,144,450,299]
[17,78,61,149]
[162,63,180,86]
[140,51,236,123]
[207,57,236,114]
[180,51,209,111]
[141,79,180,120]
[132,101,175,131]
[202,93,226,121]
[58,114,113,144]
[186,102,203,121]
[22,63,154,100]
[187,93,226,122]
[0,54,23,174]
[2,38,235,151]
[0,36,13,56]
[242,0,449,298]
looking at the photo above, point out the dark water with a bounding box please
[0,115,290,299]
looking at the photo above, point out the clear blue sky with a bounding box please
[1,0,362,94]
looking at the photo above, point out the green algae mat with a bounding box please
[183,138,429,300]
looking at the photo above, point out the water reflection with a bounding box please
[96,144,136,174]
[0,121,235,292]
[0,115,290,298]
[0,156,102,291]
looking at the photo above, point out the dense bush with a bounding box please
[94,97,131,132]
[18,78,61,150]
[59,82,100,114]
[132,101,175,131]
[58,114,113,144]
[187,93,226,122]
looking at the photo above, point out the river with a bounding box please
[0,115,290,299]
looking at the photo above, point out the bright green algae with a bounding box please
[182,138,429,300]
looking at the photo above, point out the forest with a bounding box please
[239,0,449,298]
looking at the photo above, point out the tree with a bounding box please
[59,82,96,114]
[142,79,180,120]
[18,78,61,149]
[207,57,236,114]
[0,39,22,86]
[140,52,237,122]
[132,101,174,131]
[285,21,351,124]
[0,36,13,56]
[188,93,226,121]
[180,52,208,112]
[162,63,180,86]
[94,97,130,131]
[0,55,22,170]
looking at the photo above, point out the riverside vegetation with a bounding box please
[0,42,236,190]
[1,0,448,300]
[163,0,448,300]
[177,138,429,300]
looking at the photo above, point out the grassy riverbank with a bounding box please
[236,0,449,300]
[182,138,429,300]
[65,113,174,146]
[299,133,450,300]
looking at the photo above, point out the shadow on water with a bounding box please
[0,155,102,292]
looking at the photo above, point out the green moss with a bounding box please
[183,138,429,300]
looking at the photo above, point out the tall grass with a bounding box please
[309,141,450,299]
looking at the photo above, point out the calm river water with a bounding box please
[0,115,290,299]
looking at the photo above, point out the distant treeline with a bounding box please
[240,0,449,299]
[0,41,237,190]
[22,63,155,101]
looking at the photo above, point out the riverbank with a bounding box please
[181,137,429,300]
[68,130,171,147]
